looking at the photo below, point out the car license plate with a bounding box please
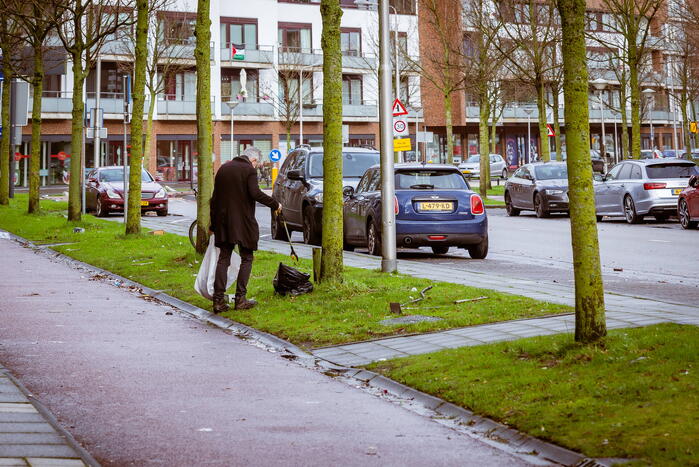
[673,188,682,195]
[418,201,453,211]
[141,201,149,206]
[462,170,471,174]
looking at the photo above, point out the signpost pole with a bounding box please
[94,54,102,170]
[123,75,130,223]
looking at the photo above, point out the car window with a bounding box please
[606,164,623,180]
[366,169,381,192]
[280,152,296,176]
[307,151,380,178]
[629,164,643,179]
[466,155,480,163]
[292,151,307,174]
[646,163,699,179]
[617,164,632,180]
[534,164,567,180]
[395,170,468,189]
[355,171,371,194]
[98,168,152,182]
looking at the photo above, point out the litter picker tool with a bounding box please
[279,212,299,262]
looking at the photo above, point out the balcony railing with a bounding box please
[86,92,126,114]
[341,51,377,70]
[220,45,274,64]
[100,38,134,56]
[278,47,323,67]
[220,100,275,117]
[162,39,214,61]
[41,91,73,113]
[343,100,377,117]
[158,95,215,115]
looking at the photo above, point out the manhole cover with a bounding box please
[380,315,443,326]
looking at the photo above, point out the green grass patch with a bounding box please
[487,184,505,197]
[483,197,505,206]
[368,324,699,466]
[0,195,571,348]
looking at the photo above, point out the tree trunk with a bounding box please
[444,94,454,164]
[194,0,213,254]
[557,0,606,344]
[0,56,11,206]
[478,93,489,199]
[320,0,343,283]
[489,116,497,188]
[28,47,44,214]
[552,86,562,156]
[629,42,641,159]
[537,79,550,162]
[68,57,85,221]
[143,88,157,171]
[680,91,690,156]
[126,0,149,235]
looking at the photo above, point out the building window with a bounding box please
[278,71,313,104]
[390,0,416,15]
[160,13,196,45]
[221,69,259,102]
[221,18,257,50]
[341,28,361,56]
[342,75,362,105]
[585,12,599,31]
[163,70,196,101]
[87,61,125,96]
[278,23,312,53]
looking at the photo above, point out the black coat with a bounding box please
[210,156,279,250]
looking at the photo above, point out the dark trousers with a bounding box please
[213,243,254,301]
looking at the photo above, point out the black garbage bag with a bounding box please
[273,262,314,296]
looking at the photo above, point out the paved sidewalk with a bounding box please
[0,236,527,466]
[0,365,89,466]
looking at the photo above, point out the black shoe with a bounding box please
[213,298,230,314]
[234,297,257,310]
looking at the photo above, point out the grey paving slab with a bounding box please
[0,445,78,458]
[0,433,67,445]
[27,459,86,467]
[0,423,57,434]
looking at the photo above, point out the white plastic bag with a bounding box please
[194,235,241,300]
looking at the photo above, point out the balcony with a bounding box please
[342,51,377,70]
[86,92,126,115]
[220,45,273,66]
[157,97,196,115]
[343,100,377,117]
[100,38,134,56]
[220,100,275,117]
[161,39,214,62]
[41,92,72,114]
[278,47,323,67]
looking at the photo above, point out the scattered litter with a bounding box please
[73,227,85,233]
[150,230,165,235]
[454,296,488,304]
[0,232,11,240]
[159,269,168,272]
[133,262,154,266]
[613,267,623,272]
[410,287,417,292]
[165,311,173,315]
[380,315,443,326]
[389,302,402,315]
[113,280,123,287]
[366,447,378,456]
[197,428,213,432]
[401,285,433,307]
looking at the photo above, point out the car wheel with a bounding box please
[157,209,168,217]
[679,199,698,229]
[505,192,520,217]
[95,197,107,217]
[431,246,449,255]
[271,211,289,241]
[468,236,488,259]
[367,219,382,256]
[623,195,642,224]
[653,214,669,222]
[501,168,508,179]
[302,206,321,245]
[534,193,550,218]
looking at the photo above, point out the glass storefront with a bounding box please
[156,139,196,182]
[13,139,74,187]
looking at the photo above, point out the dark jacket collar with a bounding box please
[234,155,252,165]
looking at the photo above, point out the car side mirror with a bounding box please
[287,170,303,181]
[89,178,98,183]
[690,175,699,187]
[593,174,603,182]
[343,186,355,198]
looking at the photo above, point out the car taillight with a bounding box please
[394,196,399,215]
[643,182,667,190]
[470,194,484,215]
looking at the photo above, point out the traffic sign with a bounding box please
[269,149,282,162]
[393,118,409,137]
[547,124,555,137]
[393,138,411,152]
[691,122,698,134]
[392,98,408,117]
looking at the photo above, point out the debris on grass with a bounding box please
[454,296,488,304]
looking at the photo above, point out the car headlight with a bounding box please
[313,192,323,203]
[106,189,121,199]
[155,188,167,198]
[546,189,564,195]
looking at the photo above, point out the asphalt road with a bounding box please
[165,196,698,307]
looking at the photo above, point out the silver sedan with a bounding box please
[594,159,699,223]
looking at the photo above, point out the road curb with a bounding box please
[2,229,619,467]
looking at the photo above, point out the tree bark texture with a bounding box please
[478,93,490,199]
[552,87,562,156]
[444,95,454,164]
[537,79,550,162]
[28,47,44,214]
[557,0,607,344]
[320,0,343,282]
[0,56,11,206]
[126,0,149,235]
[194,0,213,254]
[143,89,157,169]
[68,57,84,221]
[628,41,641,159]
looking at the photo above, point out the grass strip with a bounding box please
[368,323,699,466]
[0,195,570,348]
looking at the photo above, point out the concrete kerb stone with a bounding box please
[0,367,98,467]
[1,230,618,467]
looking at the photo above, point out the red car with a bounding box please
[85,166,169,217]
[678,174,699,229]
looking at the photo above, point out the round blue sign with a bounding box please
[269,149,282,162]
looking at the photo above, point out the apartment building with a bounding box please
[16,0,421,187]
[418,0,686,165]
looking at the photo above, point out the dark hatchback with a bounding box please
[271,146,380,244]
[343,163,488,258]
[505,162,569,218]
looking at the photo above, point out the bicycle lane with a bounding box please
[0,237,526,466]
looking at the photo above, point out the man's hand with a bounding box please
[275,205,283,216]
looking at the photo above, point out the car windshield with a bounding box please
[534,164,568,180]
[646,163,698,179]
[395,170,468,189]
[307,152,379,178]
[465,155,480,163]
[99,168,153,182]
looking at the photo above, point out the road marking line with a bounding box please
[648,239,671,243]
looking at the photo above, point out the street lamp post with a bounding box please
[298,64,315,147]
[226,101,239,161]
[643,88,656,152]
[592,78,608,162]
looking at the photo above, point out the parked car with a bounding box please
[85,166,169,217]
[271,146,380,244]
[504,162,569,218]
[640,149,665,159]
[548,150,606,173]
[594,159,699,223]
[678,174,699,229]
[343,163,488,258]
[458,154,507,179]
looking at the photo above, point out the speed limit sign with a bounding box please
[393,118,408,137]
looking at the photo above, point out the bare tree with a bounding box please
[0,15,21,206]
